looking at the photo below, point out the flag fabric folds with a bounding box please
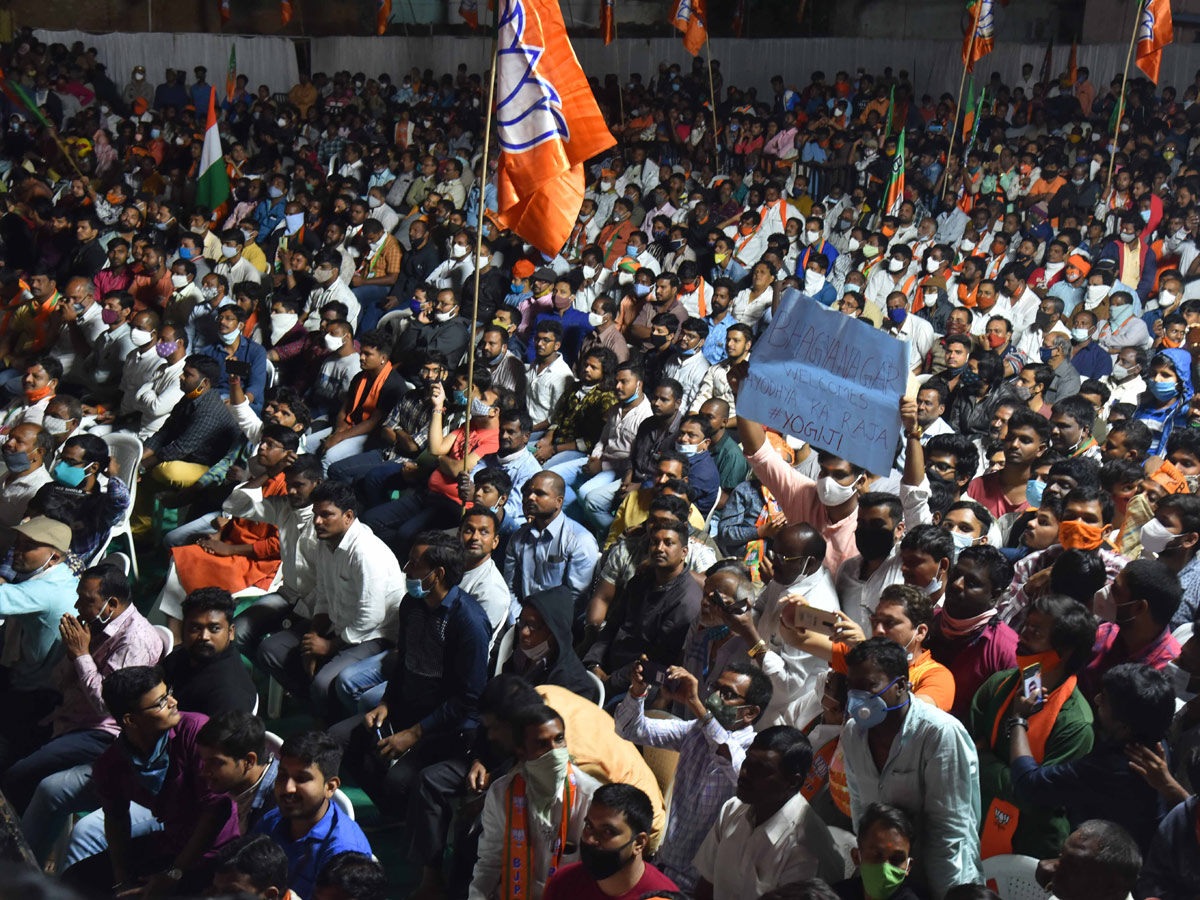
[225,45,237,102]
[493,0,617,257]
[964,87,985,158]
[460,0,480,29]
[961,77,975,139]
[1135,0,1173,84]
[883,84,895,142]
[600,0,614,44]
[376,0,392,35]
[1066,38,1078,85]
[884,129,906,217]
[281,0,293,26]
[671,0,708,56]
[962,0,994,74]
[732,0,746,38]
[1039,37,1053,85]
[220,0,231,25]
[196,90,230,214]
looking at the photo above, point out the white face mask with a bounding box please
[1139,517,1177,557]
[804,270,826,294]
[923,289,938,308]
[888,257,906,273]
[434,309,457,322]
[130,327,154,346]
[925,257,940,273]
[314,266,335,283]
[221,245,238,259]
[960,239,977,253]
[368,195,383,209]
[270,313,299,343]
[41,414,71,435]
[582,264,597,280]
[1089,159,1103,179]
[1160,289,1178,308]
[587,312,605,327]
[1084,284,1108,309]
[324,332,345,352]
[1044,260,1065,275]
[170,274,189,289]
[201,286,219,301]
[803,229,821,245]
[451,243,469,259]
[1120,231,1138,243]
[816,473,861,507]
[847,237,861,253]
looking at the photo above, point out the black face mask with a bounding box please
[1034,311,1053,331]
[855,523,896,561]
[579,839,634,881]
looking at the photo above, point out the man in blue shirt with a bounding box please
[674,413,721,516]
[253,730,372,900]
[471,408,540,531]
[201,305,268,415]
[190,66,215,114]
[525,277,594,367]
[701,279,736,365]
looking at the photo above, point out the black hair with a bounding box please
[955,545,1014,595]
[858,802,916,844]
[1100,458,1145,493]
[1159,494,1200,543]
[918,379,949,407]
[877,583,935,630]
[845,636,909,682]
[946,499,994,532]
[534,318,564,341]
[314,852,388,900]
[1007,407,1052,444]
[480,673,542,720]
[412,530,466,587]
[925,434,980,484]
[749,725,814,780]
[181,587,236,625]
[1121,557,1184,627]
[311,480,358,515]
[725,660,774,724]
[1049,549,1109,607]
[196,710,267,761]
[1052,394,1097,432]
[359,328,394,355]
[279,730,343,781]
[1028,594,1099,674]
[509,703,565,748]
[859,491,903,525]
[654,377,684,402]
[899,523,955,566]
[185,353,224,387]
[79,562,131,605]
[29,354,62,382]
[102,665,165,721]
[213,834,289,896]
[1166,427,1200,463]
[592,782,654,837]
[260,422,302,453]
[1066,820,1143,900]
[1102,663,1176,745]
[1105,419,1152,461]
[1050,456,1102,491]
[286,453,325,484]
[680,412,714,441]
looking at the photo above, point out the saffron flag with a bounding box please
[376,0,391,34]
[600,0,614,44]
[732,0,745,38]
[220,0,230,25]
[884,128,906,217]
[962,0,994,74]
[961,77,976,138]
[671,0,708,56]
[1066,38,1078,85]
[281,0,292,26]
[196,89,230,214]
[1135,0,1173,84]
[493,0,617,257]
[460,0,479,29]
[1039,37,1053,85]
[225,45,237,103]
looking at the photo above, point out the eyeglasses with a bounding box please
[714,684,746,703]
[141,686,173,713]
[769,551,812,566]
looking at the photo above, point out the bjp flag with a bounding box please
[376,0,391,34]
[671,0,708,56]
[600,0,615,45]
[281,0,292,26]
[962,0,994,74]
[460,0,480,29]
[220,0,231,25]
[493,0,616,257]
[1135,0,1173,84]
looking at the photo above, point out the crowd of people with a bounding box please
[0,23,1197,900]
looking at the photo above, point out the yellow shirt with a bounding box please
[537,685,667,845]
[242,241,270,274]
[604,487,707,550]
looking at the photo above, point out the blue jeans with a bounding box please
[163,514,218,548]
[332,649,394,714]
[354,284,394,334]
[328,449,389,485]
[306,427,369,475]
[578,470,622,535]
[63,801,161,870]
[360,488,462,558]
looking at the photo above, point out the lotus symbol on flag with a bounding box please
[1138,5,1155,43]
[496,0,570,153]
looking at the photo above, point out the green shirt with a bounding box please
[710,432,750,492]
[968,668,1094,859]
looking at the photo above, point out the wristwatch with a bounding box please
[164,867,184,882]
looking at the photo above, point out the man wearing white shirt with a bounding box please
[111,311,165,423]
[213,229,264,285]
[525,321,575,436]
[882,292,935,374]
[0,424,54,527]
[256,480,403,718]
[427,232,475,292]
[129,324,187,441]
[571,363,652,518]
[967,282,1012,338]
[366,187,399,236]
[725,211,767,268]
[693,726,846,900]
[866,246,919,309]
[1001,266,1041,338]
[306,250,361,331]
[458,508,510,646]
[55,277,108,380]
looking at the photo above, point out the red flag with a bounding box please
[281,0,292,25]
[1066,39,1078,85]
[1136,0,1173,84]
[460,0,479,29]
[493,0,617,257]
[962,0,994,74]
[600,0,614,44]
[732,0,745,37]
[671,0,708,56]
[220,0,231,25]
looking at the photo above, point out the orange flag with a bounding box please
[460,0,480,29]
[281,0,292,26]
[376,0,391,34]
[671,0,708,56]
[600,0,614,45]
[1135,0,1173,84]
[962,0,994,74]
[220,0,231,25]
[1066,38,1078,85]
[493,0,616,258]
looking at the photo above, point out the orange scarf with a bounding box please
[345,361,393,427]
[504,765,576,900]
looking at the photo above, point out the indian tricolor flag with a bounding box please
[196,90,230,214]
[884,128,906,216]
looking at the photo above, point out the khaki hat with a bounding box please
[11,516,71,555]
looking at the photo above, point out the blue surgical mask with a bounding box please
[950,530,977,551]
[1039,347,1054,363]
[1150,379,1179,401]
[268,185,284,199]
[451,389,468,406]
[622,390,641,405]
[405,575,428,598]
[219,329,239,345]
[1140,209,1151,223]
[1026,479,1046,508]
[846,676,909,729]
[675,441,701,455]
[52,461,89,487]
[285,212,305,234]
[2,450,31,474]
[634,283,651,298]
[888,307,907,325]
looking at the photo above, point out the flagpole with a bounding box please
[463,21,500,467]
[1106,0,1142,194]
[704,37,719,157]
[613,14,624,126]
[941,0,982,201]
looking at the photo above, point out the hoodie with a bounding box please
[506,585,595,701]
[1135,347,1194,457]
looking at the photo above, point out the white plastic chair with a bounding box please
[106,551,132,577]
[492,626,515,677]
[153,624,174,661]
[331,788,356,821]
[264,358,277,390]
[586,668,605,706]
[98,433,144,580]
[376,308,409,332]
[982,854,1044,900]
[264,730,284,756]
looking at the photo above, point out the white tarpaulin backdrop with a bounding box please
[31,30,1200,107]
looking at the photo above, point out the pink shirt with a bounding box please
[745,440,860,573]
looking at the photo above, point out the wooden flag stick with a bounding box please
[1106,0,1142,194]
[942,0,982,201]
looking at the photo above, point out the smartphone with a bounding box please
[789,605,839,637]
[224,358,252,379]
[1021,662,1044,712]
[709,590,748,616]
[639,660,673,687]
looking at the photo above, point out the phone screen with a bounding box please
[1021,662,1043,711]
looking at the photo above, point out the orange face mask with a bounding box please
[739,223,754,236]
[882,226,897,238]
[1163,336,1183,348]
[24,385,53,404]
[986,332,1006,349]
[1058,520,1106,551]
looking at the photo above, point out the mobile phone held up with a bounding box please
[1021,662,1044,713]
[788,605,839,637]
